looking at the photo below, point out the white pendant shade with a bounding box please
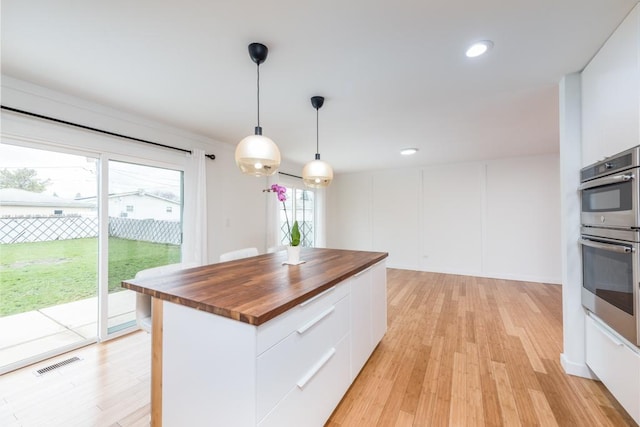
[235,134,281,176]
[237,42,281,177]
[302,159,333,188]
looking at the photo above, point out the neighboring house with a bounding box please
[0,188,95,217]
[80,190,180,221]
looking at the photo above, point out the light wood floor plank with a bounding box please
[1,270,637,426]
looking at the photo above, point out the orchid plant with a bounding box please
[264,184,300,246]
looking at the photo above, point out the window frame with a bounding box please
[270,174,320,249]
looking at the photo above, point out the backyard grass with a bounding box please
[0,237,180,316]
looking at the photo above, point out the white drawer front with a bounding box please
[257,281,349,354]
[257,295,349,421]
[258,335,351,427]
[586,315,640,424]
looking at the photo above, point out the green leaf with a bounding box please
[291,221,301,246]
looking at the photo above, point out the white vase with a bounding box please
[287,245,301,264]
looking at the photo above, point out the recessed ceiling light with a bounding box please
[400,148,418,156]
[466,40,494,58]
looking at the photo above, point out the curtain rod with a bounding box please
[1,105,216,160]
[278,171,302,179]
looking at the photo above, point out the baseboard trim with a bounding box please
[560,353,598,379]
[394,265,562,285]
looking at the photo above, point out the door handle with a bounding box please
[579,173,634,190]
[579,238,634,254]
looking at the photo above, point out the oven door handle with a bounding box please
[579,238,635,254]
[578,173,634,190]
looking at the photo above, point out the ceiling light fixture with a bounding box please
[302,96,333,188]
[235,42,281,176]
[465,40,494,58]
[400,148,418,156]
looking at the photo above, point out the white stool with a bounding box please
[134,262,198,332]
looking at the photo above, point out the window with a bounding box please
[126,205,134,212]
[278,186,315,247]
[53,209,63,215]
[166,206,173,213]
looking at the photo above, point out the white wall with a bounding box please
[328,154,562,283]
[108,194,180,221]
[0,76,286,263]
[422,162,484,276]
[327,172,373,252]
[483,156,561,282]
[372,169,421,269]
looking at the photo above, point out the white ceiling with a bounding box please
[1,1,638,173]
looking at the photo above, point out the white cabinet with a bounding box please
[256,288,350,422]
[581,5,640,423]
[258,336,351,427]
[581,4,640,167]
[371,261,388,346]
[350,260,387,380]
[585,314,640,424]
[350,268,373,379]
[161,260,387,427]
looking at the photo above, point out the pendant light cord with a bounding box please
[316,107,319,154]
[256,63,261,128]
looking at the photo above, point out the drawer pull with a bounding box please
[297,306,335,334]
[296,348,336,390]
[589,313,624,347]
[300,286,335,307]
[599,325,624,347]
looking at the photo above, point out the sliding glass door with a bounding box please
[0,142,184,372]
[0,143,99,372]
[105,160,182,334]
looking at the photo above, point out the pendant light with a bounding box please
[235,42,281,176]
[302,96,333,188]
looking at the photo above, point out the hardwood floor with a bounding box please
[0,269,636,426]
[0,330,151,427]
[327,270,636,426]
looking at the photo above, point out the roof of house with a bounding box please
[0,188,96,208]
[77,190,180,205]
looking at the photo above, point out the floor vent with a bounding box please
[34,356,81,376]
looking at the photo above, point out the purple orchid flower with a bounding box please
[270,184,287,201]
[263,184,294,245]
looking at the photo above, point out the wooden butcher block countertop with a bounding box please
[121,247,388,326]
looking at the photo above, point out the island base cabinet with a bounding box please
[152,258,388,427]
[350,269,373,380]
[585,314,640,424]
[256,294,349,420]
[371,261,388,344]
[350,260,387,380]
[162,301,257,427]
[258,335,351,427]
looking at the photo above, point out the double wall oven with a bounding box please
[580,146,640,346]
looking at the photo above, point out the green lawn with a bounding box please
[0,237,180,316]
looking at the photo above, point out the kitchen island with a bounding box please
[122,247,388,427]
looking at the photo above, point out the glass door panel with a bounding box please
[296,189,315,247]
[277,186,315,248]
[106,160,182,334]
[0,143,98,372]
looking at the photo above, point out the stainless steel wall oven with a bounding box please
[579,146,640,346]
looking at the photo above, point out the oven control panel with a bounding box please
[581,146,638,182]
